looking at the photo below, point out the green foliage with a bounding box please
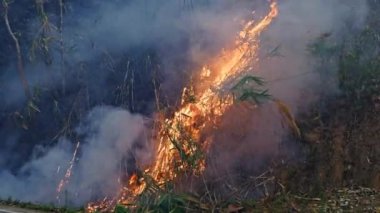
[170,135,203,173]
[231,75,271,104]
[1,0,12,8]
[337,27,380,109]
[308,27,380,110]
[238,89,271,103]
[159,117,205,176]
[114,204,130,213]
[232,75,265,89]
[307,33,340,59]
[29,0,58,65]
[132,188,208,213]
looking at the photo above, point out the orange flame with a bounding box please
[56,141,80,200]
[149,0,279,184]
[87,1,278,211]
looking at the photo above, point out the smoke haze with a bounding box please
[0,106,146,205]
[206,0,368,178]
[0,0,369,206]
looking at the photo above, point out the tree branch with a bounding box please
[2,0,31,99]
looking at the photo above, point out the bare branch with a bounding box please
[2,0,31,99]
[58,0,65,94]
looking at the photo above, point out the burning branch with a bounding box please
[87,2,279,211]
[56,141,80,201]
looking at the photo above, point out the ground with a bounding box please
[0,206,43,213]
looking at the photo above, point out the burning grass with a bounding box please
[86,1,280,211]
[2,1,379,212]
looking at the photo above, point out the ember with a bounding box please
[87,1,278,211]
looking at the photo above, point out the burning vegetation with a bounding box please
[0,0,379,212]
[87,2,280,211]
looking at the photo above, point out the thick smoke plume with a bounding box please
[0,0,369,206]
[0,106,146,205]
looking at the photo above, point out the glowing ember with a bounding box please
[88,1,278,211]
[56,141,80,200]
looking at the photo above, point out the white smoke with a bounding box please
[0,0,370,206]
[206,0,369,176]
[0,106,147,205]
[259,0,368,109]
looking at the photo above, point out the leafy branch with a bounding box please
[231,75,271,104]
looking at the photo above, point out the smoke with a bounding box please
[0,0,256,205]
[206,0,369,178]
[0,0,256,199]
[0,0,255,106]
[0,0,370,206]
[64,0,262,101]
[0,106,147,205]
[260,0,368,109]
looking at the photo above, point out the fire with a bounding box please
[87,1,278,211]
[56,141,80,200]
[149,0,278,185]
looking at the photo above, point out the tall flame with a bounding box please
[87,1,278,211]
[149,0,278,185]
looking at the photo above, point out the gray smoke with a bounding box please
[0,0,256,205]
[206,0,369,176]
[0,106,147,205]
[260,0,368,109]
[1,0,254,106]
[0,0,370,206]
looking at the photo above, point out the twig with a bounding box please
[2,0,31,99]
[201,174,213,205]
[151,58,161,111]
[293,195,321,201]
[58,0,65,94]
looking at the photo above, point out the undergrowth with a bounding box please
[0,198,83,213]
